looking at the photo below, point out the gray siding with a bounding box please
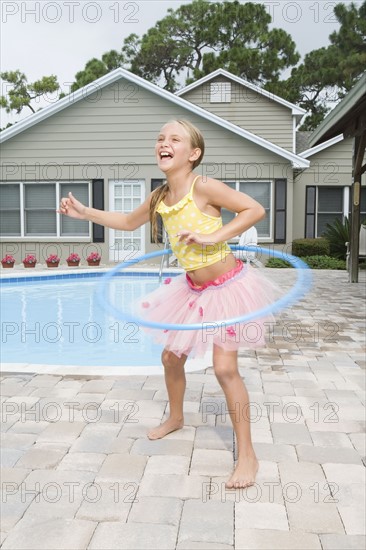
[1,78,290,166]
[180,76,294,151]
[292,137,353,240]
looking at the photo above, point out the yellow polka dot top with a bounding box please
[157,176,232,271]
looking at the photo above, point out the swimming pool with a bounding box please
[1,273,172,370]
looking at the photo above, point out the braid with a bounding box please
[150,183,169,243]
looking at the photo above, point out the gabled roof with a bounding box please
[176,68,307,123]
[310,72,366,146]
[0,68,309,168]
[300,134,344,158]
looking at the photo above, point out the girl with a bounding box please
[59,119,277,489]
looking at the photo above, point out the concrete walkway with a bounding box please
[1,269,365,549]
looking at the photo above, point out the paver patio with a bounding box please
[1,269,365,549]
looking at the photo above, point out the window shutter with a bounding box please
[305,186,316,238]
[92,179,104,242]
[274,179,287,243]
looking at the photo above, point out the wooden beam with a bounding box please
[353,131,366,178]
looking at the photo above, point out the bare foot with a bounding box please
[147,417,184,440]
[225,454,259,489]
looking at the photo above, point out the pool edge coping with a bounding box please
[0,354,212,377]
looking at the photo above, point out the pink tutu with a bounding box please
[137,260,279,359]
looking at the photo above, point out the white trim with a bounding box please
[19,183,24,238]
[56,185,61,237]
[344,187,350,218]
[0,68,309,169]
[176,68,307,117]
[108,178,145,261]
[299,134,344,158]
[0,237,91,243]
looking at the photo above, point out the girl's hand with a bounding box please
[58,192,87,220]
[176,230,216,246]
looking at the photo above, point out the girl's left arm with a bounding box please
[178,177,265,245]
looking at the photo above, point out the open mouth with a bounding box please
[160,151,173,160]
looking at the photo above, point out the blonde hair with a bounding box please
[150,120,205,243]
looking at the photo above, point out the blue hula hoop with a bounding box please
[97,246,312,330]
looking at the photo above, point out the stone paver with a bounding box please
[320,534,366,549]
[0,492,36,532]
[57,452,106,472]
[68,423,121,453]
[194,426,233,450]
[138,474,210,499]
[129,496,182,525]
[88,523,177,549]
[179,500,233,545]
[15,445,68,469]
[76,481,133,522]
[271,422,312,445]
[130,438,193,457]
[94,453,147,483]
[144,455,190,476]
[337,505,366,535]
[177,543,233,550]
[235,528,321,549]
[296,444,363,464]
[1,518,96,550]
[286,502,344,534]
[238,499,289,529]
[0,269,365,549]
[190,449,233,476]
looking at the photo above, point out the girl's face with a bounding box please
[155,122,200,173]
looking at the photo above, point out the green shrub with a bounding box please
[266,258,292,268]
[302,255,346,269]
[322,217,350,259]
[292,238,330,257]
[266,255,346,269]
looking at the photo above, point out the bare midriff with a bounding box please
[185,252,238,285]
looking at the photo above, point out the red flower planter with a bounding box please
[87,260,100,266]
[1,262,14,268]
[23,262,36,268]
[67,261,80,267]
[47,262,59,268]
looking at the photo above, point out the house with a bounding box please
[308,71,366,282]
[0,67,361,264]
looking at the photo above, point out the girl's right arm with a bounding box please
[59,191,151,231]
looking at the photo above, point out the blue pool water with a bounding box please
[0,275,167,367]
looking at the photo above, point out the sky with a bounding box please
[0,0,361,126]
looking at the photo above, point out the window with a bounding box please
[0,182,90,238]
[306,186,362,238]
[221,181,272,239]
[0,184,20,236]
[317,187,343,236]
[24,184,56,235]
[210,82,231,103]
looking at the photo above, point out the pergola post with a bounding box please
[350,133,366,283]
